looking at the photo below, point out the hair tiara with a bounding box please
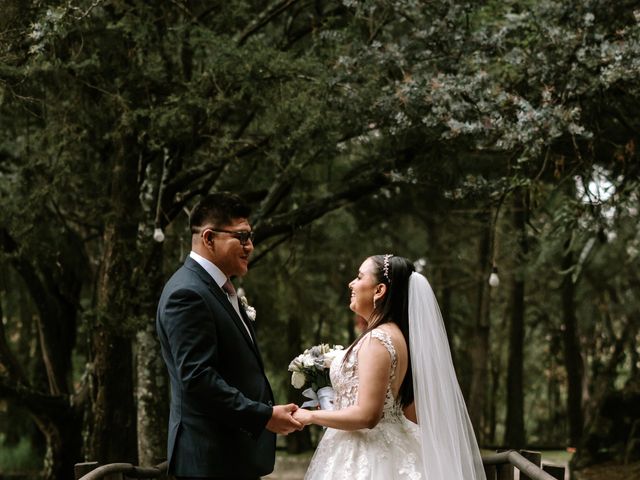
[382,254,393,283]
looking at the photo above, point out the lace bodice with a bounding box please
[305,328,423,479]
[330,329,404,421]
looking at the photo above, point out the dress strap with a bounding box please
[370,329,398,381]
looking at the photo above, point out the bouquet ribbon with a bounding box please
[301,386,335,410]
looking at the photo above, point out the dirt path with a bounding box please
[263,454,310,480]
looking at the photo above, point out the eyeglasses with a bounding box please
[204,228,255,246]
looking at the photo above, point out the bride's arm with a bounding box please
[293,337,391,431]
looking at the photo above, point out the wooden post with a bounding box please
[543,464,566,480]
[497,463,515,480]
[74,462,99,479]
[484,463,496,480]
[519,450,542,480]
[625,419,640,464]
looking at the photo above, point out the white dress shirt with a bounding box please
[189,251,252,340]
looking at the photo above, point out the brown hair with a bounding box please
[344,255,415,407]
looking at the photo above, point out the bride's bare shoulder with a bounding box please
[373,324,407,350]
[374,322,399,336]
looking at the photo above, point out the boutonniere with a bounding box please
[237,288,257,321]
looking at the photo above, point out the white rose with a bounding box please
[303,356,315,368]
[322,346,344,366]
[288,358,302,371]
[291,371,306,389]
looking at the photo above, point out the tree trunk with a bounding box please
[1,227,82,397]
[505,188,527,448]
[548,334,565,444]
[0,378,83,480]
[424,216,456,366]
[561,243,584,446]
[89,135,139,464]
[90,330,137,463]
[1,229,86,477]
[136,324,169,465]
[136,245,169,466]
[487,356,500,444]
[468,216,492,442]
[573,290,638,468]
[34,410,83,480]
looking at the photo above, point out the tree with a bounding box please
[0,0,431,474]
[505,187,528,448]
[1,0,639,476]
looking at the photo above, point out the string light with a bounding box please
[153,227,165,243]
[488,266,500,287]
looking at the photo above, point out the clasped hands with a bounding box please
[266,404,314,434]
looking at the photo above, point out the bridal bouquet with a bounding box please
[288,343,343,410]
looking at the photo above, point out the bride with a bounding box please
[292,254,486,480]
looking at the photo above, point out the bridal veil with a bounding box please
[408,272,486,480]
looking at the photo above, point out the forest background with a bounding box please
[0,1,639,479]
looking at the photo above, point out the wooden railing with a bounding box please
[75,450,566,480]
[483,450,566,480]
[74,460,168,480]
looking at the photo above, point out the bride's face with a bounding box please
[348,258,383,318]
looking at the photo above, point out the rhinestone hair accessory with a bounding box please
[382,254,393,283]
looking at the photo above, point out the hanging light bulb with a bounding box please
[488,266,500,287]
[153,227,165,243]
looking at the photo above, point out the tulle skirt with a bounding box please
[304,417,424,480]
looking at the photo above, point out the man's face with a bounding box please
[204,218,254,278]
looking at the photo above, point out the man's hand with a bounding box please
[266,404,304,434]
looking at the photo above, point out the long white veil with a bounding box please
[408,272,486,480]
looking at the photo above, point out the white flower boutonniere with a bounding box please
[237,288,257,321]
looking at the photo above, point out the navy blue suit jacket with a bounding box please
[156,257,275,478]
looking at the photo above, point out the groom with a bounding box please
[156,192,302,479]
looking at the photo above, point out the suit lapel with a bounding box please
[208,282,258,349]
[184,258,263,363]
[238,303,265,367]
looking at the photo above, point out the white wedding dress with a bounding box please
[304,329,425,480]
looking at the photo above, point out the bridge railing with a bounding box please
[74,460,168,480]
[482,449,566,480]
[75,449,566,479]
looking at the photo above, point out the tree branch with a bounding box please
[0,374,69,417]
[235,0,302,47]
[252,154,318,229]
[163,138,269,202]
[254,155,413,242]
[158,137,271,227]
[0,227,76,396]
